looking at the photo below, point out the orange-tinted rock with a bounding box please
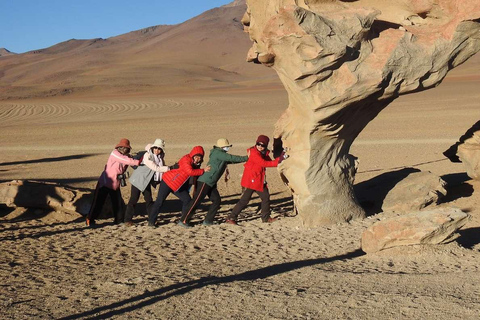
[361,208,470,253]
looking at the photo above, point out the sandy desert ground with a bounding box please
[1,65,480,319]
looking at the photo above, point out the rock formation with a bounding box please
[361,207,470,253]
[444,120,480,179]
[242,0,480,226]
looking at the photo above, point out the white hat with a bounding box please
[152,138,165,149]
[215,138,232,148]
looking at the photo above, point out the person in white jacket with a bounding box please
[124,139,170,226]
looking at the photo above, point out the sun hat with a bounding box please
[215,138,232,148]
[256,135,270,146]
[116,138,132,149]
[152,138,165,149]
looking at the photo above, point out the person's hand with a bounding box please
[204,165,211,172]
[278,151,289,164]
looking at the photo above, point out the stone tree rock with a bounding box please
[242,0,480,226]
[444,120,480,179]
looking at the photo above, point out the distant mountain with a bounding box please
[0,0,278,100]
[0,48,16,57]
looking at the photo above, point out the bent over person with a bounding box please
[87,138,140,226]
[178,138,248,227]
[148,146,210,227]
[226,135,287,225]
[124,139,170,226]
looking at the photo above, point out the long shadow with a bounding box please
[60,249,365,320]
[0,223,88,241]
[354,167,420,215]
[0,154,99,167]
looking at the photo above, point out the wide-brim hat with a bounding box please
[216,138,232,148]
[116,138,131,149]
[152,138,165,149]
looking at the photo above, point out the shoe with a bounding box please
[85,218,95,227]
[124,221,134,227]
[263,217,277,223]
[225,219,238,225]
[147,222,157,228]
[177,221,193,228]
[202,221,214,226]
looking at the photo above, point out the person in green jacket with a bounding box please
[178,138,248,227]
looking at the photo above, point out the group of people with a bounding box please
[86,135,288,228]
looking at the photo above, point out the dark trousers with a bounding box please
[180,181,221,224]
[124,182,155,223]
[148,181,191,225]
[88,185,123,223]
[229,187,271,222]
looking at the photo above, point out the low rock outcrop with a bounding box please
[361,208,470,253]
[243,0,480,226]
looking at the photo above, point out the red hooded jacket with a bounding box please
[162,146,205,192]
[241,146,280,192]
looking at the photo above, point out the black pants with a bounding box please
[148,181,191,225]
[88,185,123,223]
[228,187,271,222]
[180,181,221,224]
[124,182,156,223]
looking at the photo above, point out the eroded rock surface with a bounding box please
[243,0,480,226]
[361,207,470,253]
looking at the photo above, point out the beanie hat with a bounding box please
[215,138,232,148]
[116,138,131,149]
[152,138,165,149]
[256,135,270,146]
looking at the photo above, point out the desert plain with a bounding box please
[2,2,480,319]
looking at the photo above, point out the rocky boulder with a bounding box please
[243,0,480,226]
[361,208,470,253]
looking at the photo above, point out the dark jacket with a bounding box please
[198,147,248,187]
[162,146,205,192]
[241,146,279,192]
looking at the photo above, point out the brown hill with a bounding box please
[0,48,16,57]
[0,1,278,100]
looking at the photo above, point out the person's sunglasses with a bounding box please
[256,143,266,147]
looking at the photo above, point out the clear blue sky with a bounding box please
[0,0,233,53]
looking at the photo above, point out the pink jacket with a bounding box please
[98,149,140,190]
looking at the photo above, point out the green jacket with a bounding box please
[198,147,248,187]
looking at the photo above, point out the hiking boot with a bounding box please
[262,217,277,223]
[147,222,157,228]
[124,221,134,227]
[202,220,214,226]
[85,218,95,227]
[225,219,238,225]
[177,221,193,228]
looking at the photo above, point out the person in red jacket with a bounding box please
[226,135,287,225]
[148,146,210,227]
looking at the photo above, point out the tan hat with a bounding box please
[152,138,165,149]
[215,138,232,148]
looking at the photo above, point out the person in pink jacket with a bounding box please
[86,138,141,227]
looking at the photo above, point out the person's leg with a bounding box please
[125,185,141,223]
[87,185,108,223]
[175,187,193,220]
[228,188,254,221]
[204,187,221,224]
[148,182,171,226]
[181,181,211,224]
[109,188,123,224]
[256,187,272,222]
[143,183,154,215]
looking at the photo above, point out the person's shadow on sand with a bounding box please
[59,249,365,320]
